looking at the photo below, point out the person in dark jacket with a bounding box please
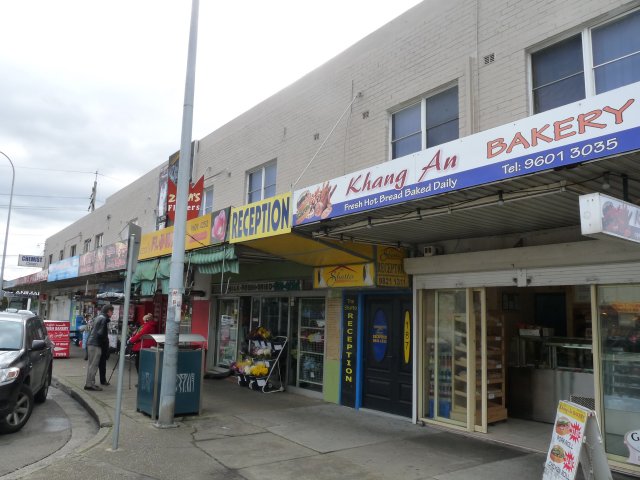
[84,304,113,391]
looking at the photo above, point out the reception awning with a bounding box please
[241,232,374,266]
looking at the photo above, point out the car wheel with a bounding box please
[34,368,51,404]
[0,384,34,434]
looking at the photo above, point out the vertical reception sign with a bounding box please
[341,294,359,407]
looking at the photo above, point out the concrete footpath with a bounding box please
[6,345,635,480]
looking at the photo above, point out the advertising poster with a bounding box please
[376,246,409,288]
[44,320,70,358]
[543,401,589,480]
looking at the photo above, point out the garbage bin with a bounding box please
[136,333,206,420]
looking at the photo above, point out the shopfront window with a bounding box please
[216,299,239,367]
[598,284,640,458]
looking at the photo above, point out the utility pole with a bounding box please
[156,0,199,427]
[89,171,97,212]
[0,151,15,301]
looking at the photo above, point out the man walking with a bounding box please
[84,304,113,391]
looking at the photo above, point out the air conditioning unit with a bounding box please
[423,246,443,256]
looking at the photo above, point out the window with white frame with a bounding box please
[83,238,91,253]
[247,161,277,203]
[95,233,103,248]
[59,250,63,261]
[201,186,214,215]
[48,254,53,266]
[70,244,77,257]
[391,85,459,160]
[531,9,640,113]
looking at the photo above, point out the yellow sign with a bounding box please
[404,310,411,364]
[557,400,588,423]
[229,193,292,243]
[138,214,213,260]
[314,263,375,288]
[376,246,409,288]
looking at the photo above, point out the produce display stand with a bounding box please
[234,335,288,393]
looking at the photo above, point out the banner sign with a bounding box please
[166,175,204,222]
[48,256,79,281]
[341,294,359,408]
[229,193,292,243]
[138,210,226,260]
[376,246,409,288]
[105,241,128,271]
[44,320,70,358]
[294,81,640,225]
[580,193,640,244]
[17,254,44,268]
[314,263,375,288]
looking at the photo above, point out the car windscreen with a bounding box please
[0,320,23,350]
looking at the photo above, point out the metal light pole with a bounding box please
[156,0,199,427]
[0,151,15,301]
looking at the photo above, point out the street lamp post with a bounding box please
[0,151,15,301]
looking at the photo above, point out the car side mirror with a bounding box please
[31,339,47,351]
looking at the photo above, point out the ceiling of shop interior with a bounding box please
[294,152,640,248]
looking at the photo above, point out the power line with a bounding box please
[0,193,89,200]
[0,165,125,183]
[0,205,89,211]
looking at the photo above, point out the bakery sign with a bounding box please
[294,80,640,225]
[580,193,640,244]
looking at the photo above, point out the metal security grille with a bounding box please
[570,394,595,411]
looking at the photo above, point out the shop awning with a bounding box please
[242,232,374,266]
[132,246,239,295]
[188,245,239,275]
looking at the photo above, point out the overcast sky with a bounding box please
[0,0,421,282]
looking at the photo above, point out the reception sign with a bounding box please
[294,81,640,225]
[580,193,640,244]
[229,193,292,243]
[376,246,409,288]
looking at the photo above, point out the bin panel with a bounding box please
[136,348,202,417]
[137,349,157,415]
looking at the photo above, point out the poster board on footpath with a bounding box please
[543,400,612,480]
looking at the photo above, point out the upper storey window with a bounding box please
[391,85,459,160]
[531,9,640,113]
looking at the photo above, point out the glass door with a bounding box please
[473,289,487,433]
[216,298,239,367]
[434,289,468,425]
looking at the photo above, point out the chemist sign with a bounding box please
[17,254,44,268]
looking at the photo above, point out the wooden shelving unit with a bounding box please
[450,312,507,424]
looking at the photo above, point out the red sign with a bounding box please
[44,321,70,358]
[166,175,204,222]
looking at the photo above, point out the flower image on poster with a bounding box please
[211,208,228,242]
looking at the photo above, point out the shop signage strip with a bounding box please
[314,263,375,288]
[294,81,640,225]
[138,209,228,261]
[229,193,292,243]
[48,256,79,281]
[341,294,359,408]
[580,193,640,244]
